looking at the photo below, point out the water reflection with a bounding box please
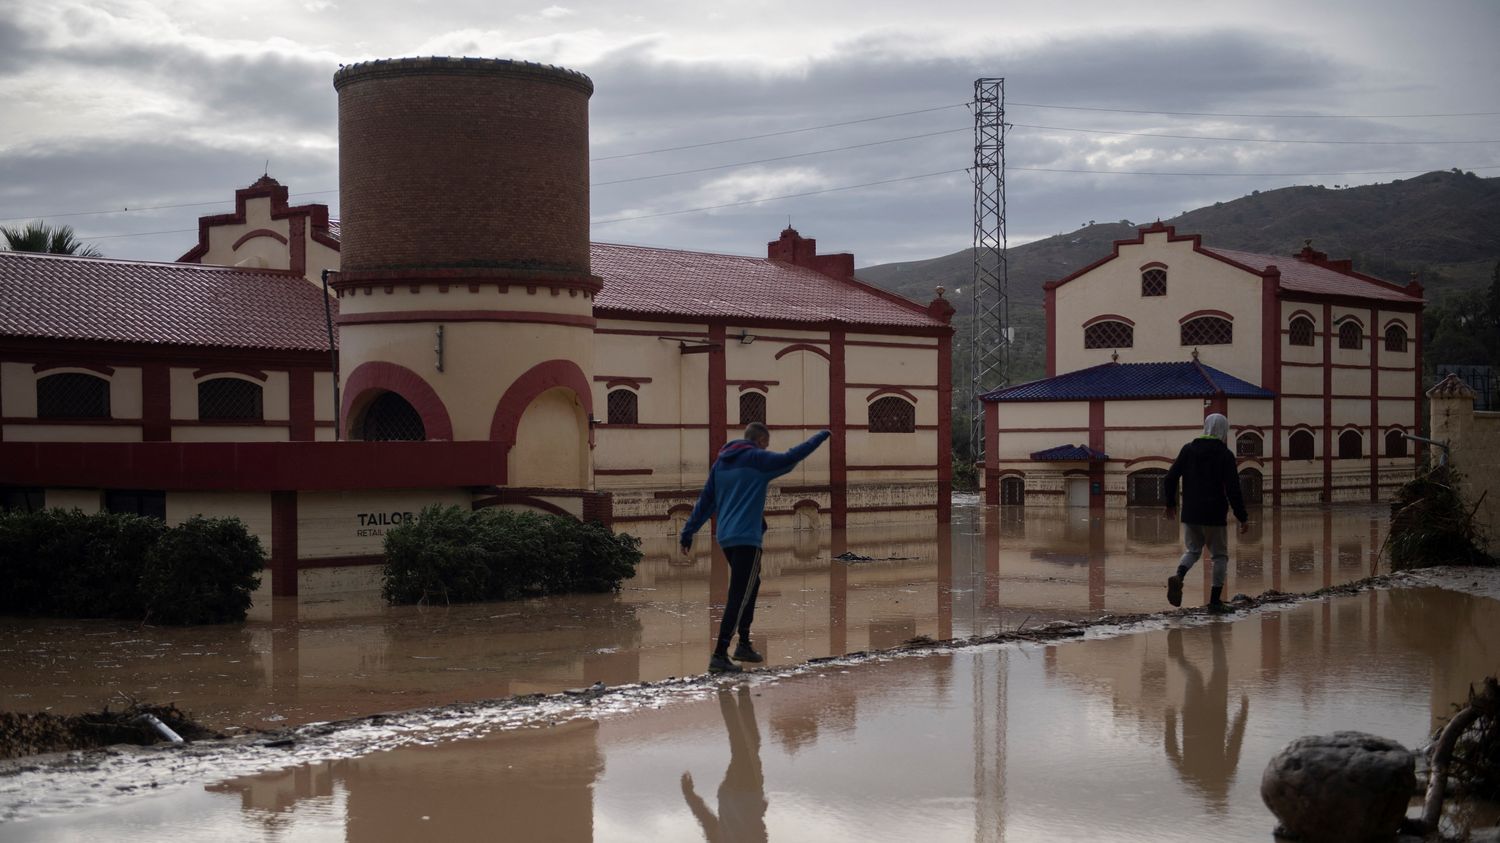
[0,503,1395,731]
[680,686,768,843]
[1163,626,1248,813]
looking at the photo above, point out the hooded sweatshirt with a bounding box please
[1164,413,1248,526]
[681,430,831,549]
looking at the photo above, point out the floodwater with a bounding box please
[0,502,1392,731]
[7,585,1499,841]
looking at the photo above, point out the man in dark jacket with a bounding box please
[682,422,831,674]
[1164,413,1249,612]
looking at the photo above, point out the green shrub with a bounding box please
[952,458,979,492]
[382,505,642,605]
[0,509,264,624]
[1387,464,1496,571]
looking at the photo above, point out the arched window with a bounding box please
[868,396,915,433]
[1384,324,1408,353]
[1385,429,1408,458]
[1238,469,1264,506]
[606,388,638,425]
[1180,316,1233,346]
[1289,316,1315,347]
[1000,476,1025,506]
[1127,469,1168,506]
[1338,321,1363,350]
[1141,268,1167,296]
[1084,320,1134,349]
[197,377,263,421]
[1338,429,1363,459]
[358,391,425,441]
[1236,431,1263,458]
[1288,429,1316,460]
[739,391,766,425]
[36,372,110,418]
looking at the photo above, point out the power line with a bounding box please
[1011,122,1500,146]
[0,189,339,224]
[1012,163,1500,177]
[1009,102,1500,119]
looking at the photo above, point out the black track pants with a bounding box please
[715,545,762,655]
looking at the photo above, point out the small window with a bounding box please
[1384,324,1408,353]
[1338,321,1363,350]
[1000,476,1025,506]
[1338,429,1363,459]
[1084,320,1134,349]
[1180,316,1232,346]
[1,487,44,513]
[606,389,638,425]
[739,391,766,425]
[1239,469,1263,506]
[868,396,915,433]
[1385,429,1408,458]
[104,490,166,520]
[358,391,425,441]
[1141,268,1167,296]
[1236,431,1263,458]
[1289,316,1315,347]
[198,378,263,421]
[1289,429,1316,460]
[37,372,110,419]
[1128,469,1168,506]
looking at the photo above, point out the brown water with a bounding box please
[0,503,1390,731]
[7,586,1498,841]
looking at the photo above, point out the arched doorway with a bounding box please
[355,391,426,441]
[510,386,589,488]
[1239,468,1264,506]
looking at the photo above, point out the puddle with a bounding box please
[0,504,1392,733]
[5,583,1499,840]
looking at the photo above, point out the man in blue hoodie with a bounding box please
[681,422,831,674]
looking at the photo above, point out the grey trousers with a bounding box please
[1178,523,1229,588]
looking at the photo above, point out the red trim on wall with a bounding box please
[845,339,941,350]
[3,338,333,371]
[142,364,170,442]
[1082,313,1137,328]
[341,360,455,441]
[774,343,832,361]
[1413,301,1425,463]
[830,328,847,527]
[594,328,709,338]
[595,468,653,476]
[178,177,337,266]
[591,309,951,338]
[937,331,953,524]
[864,386,919,403]
[1139,261,1168,271]
[287,216,306,278]
[1045,285,1057,377]
[32,362,115,376]
[733,381,777,392]
[1285,308,1316,325]
[288,367,315,441]
[846,464,937,471]
[1322,303,1333,500]
[337,310,597,329]
[230,228,289,250]
[1178,309,1234,324]
[271,491,297,597]
[708,324,728,468]
[1088,399,1105,512]
[594,375,653,384]
[1369,305,1380,502]
[335,267,602,297]
[193,367,269,382]
[473,491,575,518]
[489,359,595,466]
[984,401,1000,506]
[1124,455,1175,466]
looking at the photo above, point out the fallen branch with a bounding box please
[1421,677,1500,830]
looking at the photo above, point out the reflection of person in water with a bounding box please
[1163,625,1248,813]
[681,685,768,843]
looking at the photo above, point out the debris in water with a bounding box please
[834,551,918,563]
[0,699,218,759]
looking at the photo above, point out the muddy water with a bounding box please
[8,586,1498,841]
[0,503,1389,731]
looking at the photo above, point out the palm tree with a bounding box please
[1,221,102,257]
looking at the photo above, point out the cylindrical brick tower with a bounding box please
[332,57,598,489]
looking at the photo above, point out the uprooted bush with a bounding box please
[381,505,641,605]
[0,509,265,624]
[1385,464,1495,571]
[0,699,219,760]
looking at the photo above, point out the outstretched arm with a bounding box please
[680,772,722,843]
[754,430,831,477]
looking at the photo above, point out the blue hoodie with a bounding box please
[681,430,831,549]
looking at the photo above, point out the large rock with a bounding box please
[1261,732,1415,841]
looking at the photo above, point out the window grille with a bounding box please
[1141,268,1167,296]
[358,391,425,441]
[1127,469,1168,506]
[1288,430,1315,460]
[104,490,166,520]
[739,391,766,425]
[1385,429,1407,457]
[868,396,915,433]
[1180,316,1232,346]
[1338,321,1363,350]
[1084,320,1134,349]
[1289,317,1315,347]
[1236,431,1263,458]
[606,389,638,425]
[1338,429,1363,459]
[1000,476,1025,505]
[36,372,110,418]
[1384,324,1407,353]
[198,378,263,421]
[1238,469,1263,505]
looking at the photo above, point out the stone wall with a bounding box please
[1429,373,1500,551]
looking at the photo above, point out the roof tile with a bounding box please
[983,361,1274,402]
[1206,247,1420,303]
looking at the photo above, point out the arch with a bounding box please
[868,395,915,433]
[36,372,111,419]
[489,359,594,446]
[192,367,268,382]
[1288,315,1315,347]
[1384,323,1408,353]
[1000,475,1025,506]
[1084,319,1134,349]
[1338,321,1364,350]
[1288,428,1316,460]
[1082,313,1137,328]
[606,388,639,425]
[1238,468,1264,506]
[32,363,115,376]
[1127,468,1169,506]
[341,361,453,441]
[774,343,831,361]
[355,391,425,440]
[1178,309,1235,323]
[1337,428,1363,459]
[1385,428,1408,458]
[864,386,920,403]
[739,390,767,425]
[792,499,821,530]
[1235,430,1264,458]
[197,377,264,421]
[230,228,289,250]
[1180,315,1233,346]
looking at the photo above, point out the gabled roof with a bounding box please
[1030,444,1109,461]
[0,251,336,352]
[982,361,1274,402]
[589,242,949,330]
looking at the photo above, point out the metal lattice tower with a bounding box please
[969,78,1008,461]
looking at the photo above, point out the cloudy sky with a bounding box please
[1,0,1497,266]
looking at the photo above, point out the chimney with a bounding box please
[767,227,854,282]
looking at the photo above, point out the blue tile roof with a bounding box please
[982,361,1274,402]
[1030,444,1110,461]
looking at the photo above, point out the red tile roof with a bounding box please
[590,243,945,329]
[0,251,336,352]
[1205,247,1421,303]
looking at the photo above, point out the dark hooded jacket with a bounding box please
[681,431,830,549]
[1165,436,1249,527]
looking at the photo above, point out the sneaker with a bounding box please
[708,654,743,674]
[732,642,764,663]
[1167,575,1183,608]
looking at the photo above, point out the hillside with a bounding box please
[857,170,1500,382]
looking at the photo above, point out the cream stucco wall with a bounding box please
[510,387,589,489]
